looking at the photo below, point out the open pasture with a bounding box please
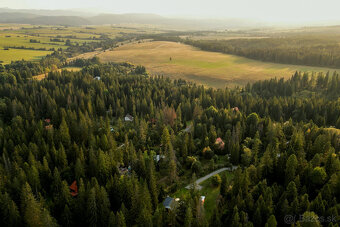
[97,41,340,88]
[32,66,82,80]
[0,24,164,64]
[0,49,53,64]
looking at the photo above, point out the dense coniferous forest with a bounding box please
[0,58,339,227]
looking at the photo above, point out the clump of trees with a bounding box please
[29,39,40,43]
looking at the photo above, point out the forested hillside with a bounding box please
[0,59,339,226]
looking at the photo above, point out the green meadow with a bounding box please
[98,41,340,88]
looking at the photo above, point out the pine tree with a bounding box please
[285,154,298,185]
[97,187,111,226]
[147,158,158,210]
[220,173,227,197]
[0,192,21,226]
[21,183,57,227]
[231,206,240,227]
[184,206,193,227]
[59,118,71,147]
[153,208,163,227]
[61,205,72,227]
[116,210,127,227]
[87,188,98,226]
[75,158,85,180]
[161,126,171,155]
[265,215,277,227]
[108,212,116,227]
[169,158,177,183]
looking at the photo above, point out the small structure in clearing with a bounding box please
[154,154,165,163]
[149,118,157,125]
[44,118,53,130]
[69,181,78,197]
[163,197,178,210]
[231,107,239,113]
[183,125,192,133]
[200,196,206,205]
[215,137,225,150]
[119,165,132,176]
[124,114,134,122]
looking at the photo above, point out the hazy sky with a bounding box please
[2,0,340,23]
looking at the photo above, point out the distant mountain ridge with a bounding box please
[0,7,264,29]
[0,12,90,26]
[0,7,94,17]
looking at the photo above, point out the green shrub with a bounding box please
[211,174,222,187]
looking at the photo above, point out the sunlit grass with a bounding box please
[0,49,53,64]
[98,41,340,88]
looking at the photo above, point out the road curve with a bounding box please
[185,166,238,190]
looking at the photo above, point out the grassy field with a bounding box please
[0,49,54,64]
[172,170,234,220]
[97,41,340,88]
[32,67,82,80]
[0,24,163,65]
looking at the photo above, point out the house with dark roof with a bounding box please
[163,197,178,210]
[183,125,192,133]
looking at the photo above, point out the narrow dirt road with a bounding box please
[185,166,238,190]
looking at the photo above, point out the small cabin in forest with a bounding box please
[154,154,165,163]
[124,114,134,122]
[45,125,53,130]
[149,118,157,125]
[163,197,178,210]
[231,107,239,113]
[215,137,225,150]
[183,125,192,133]
[119,165,132,176]
[69,181,78,197]
[200,196,206,205]
[44,118,53,130]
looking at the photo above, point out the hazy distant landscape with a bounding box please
[0,2,339,227]
[0,8,264,29]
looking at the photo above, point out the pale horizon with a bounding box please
[2,0,340,25]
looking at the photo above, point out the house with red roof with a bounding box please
[69,181,78,197]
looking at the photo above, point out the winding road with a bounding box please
[185,166,238,190]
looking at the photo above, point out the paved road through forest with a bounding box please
[185,166,238,190]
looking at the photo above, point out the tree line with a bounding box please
[148,34,340,69]
[184,37,340,68]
